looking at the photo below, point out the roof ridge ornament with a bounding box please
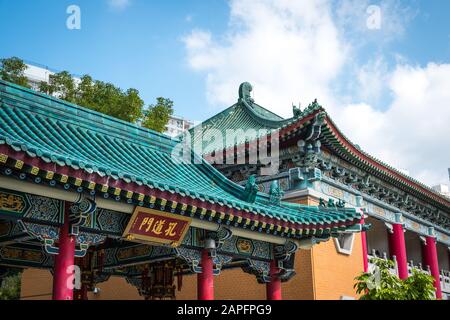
[307,99,322,111]
[292,99,323,118]
[269,180,284,205]
[292,103,302,118]
[241,174,258,203]
[238,82,254,106]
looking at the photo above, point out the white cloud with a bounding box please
[348,56,392,108]
[333,62,450,186]
[107,0,131,10]
[335,0,417,43]
[183,0,347,115]
[183,0,450,186]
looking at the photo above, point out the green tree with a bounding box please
[142,97,174,133]
[0,57,30,88]
[39,71,76,103]
[354,258,436,300]
[37,72,145,124]
[76,75,95,107]
[403,268,437,300]
[1,56,173,130]
[0,273,22,300]
[83,81,144,123]
[120,88,145,123]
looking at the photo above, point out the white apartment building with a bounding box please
[164,115,194,137]
[433,184,450,198]
[23,62,81,91]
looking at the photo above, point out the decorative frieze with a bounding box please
[318,180,450,246]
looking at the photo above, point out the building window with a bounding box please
[333,233,355,255]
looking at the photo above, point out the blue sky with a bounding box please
[0,0,230,120]
[0,0,449,185]
[0,0,449,118]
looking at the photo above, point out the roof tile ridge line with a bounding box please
[0,79,174,143]
[0,90,177,155]
[188,103,240,135]
[240,99,293,129]
[250,102,285,121]
[194,153,247,197]
[240,98,325,136]
[188,97,288,135]
[324,115,449,204]
[193,152,276,203]
[323,114,450,206]
[200,107,320,161]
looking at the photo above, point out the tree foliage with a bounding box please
[354,258,436,300]
[39,73,145,123]
[0,273,22,300]
[142,97,174,133]
[71,76,144,123]
[0,57,173,131]
[39,71,77,103]
[0,57,30,88]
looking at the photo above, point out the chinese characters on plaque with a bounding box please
[122,207,192,247]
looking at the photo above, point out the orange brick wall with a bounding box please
[20,269,53,300]
[20,268,141,300]
[176,247,314,300]
[292,195,363,300]
[176,268,267,300]
[310,237,363,299]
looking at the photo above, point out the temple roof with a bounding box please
[0,79,362,239]
[190,82,450,211]
[188,82,301,154]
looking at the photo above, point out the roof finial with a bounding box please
[241,174,258,203]
[292,102,302,117]
[304,99,322,113]
[269,180,283,205]
[238,82,254,105]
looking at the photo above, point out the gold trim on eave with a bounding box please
[15,160,24,169]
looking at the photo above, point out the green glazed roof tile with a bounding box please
[0,79,360,231]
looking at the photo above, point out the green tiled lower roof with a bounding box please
[0,79,360,232]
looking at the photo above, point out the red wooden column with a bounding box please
[52,204,76,300]
[422,227,442,299]
[360,215,369,273]
[387,213,408,279]
[356,197,368,272]
[197,248,214,300]
[266,260,282,300]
